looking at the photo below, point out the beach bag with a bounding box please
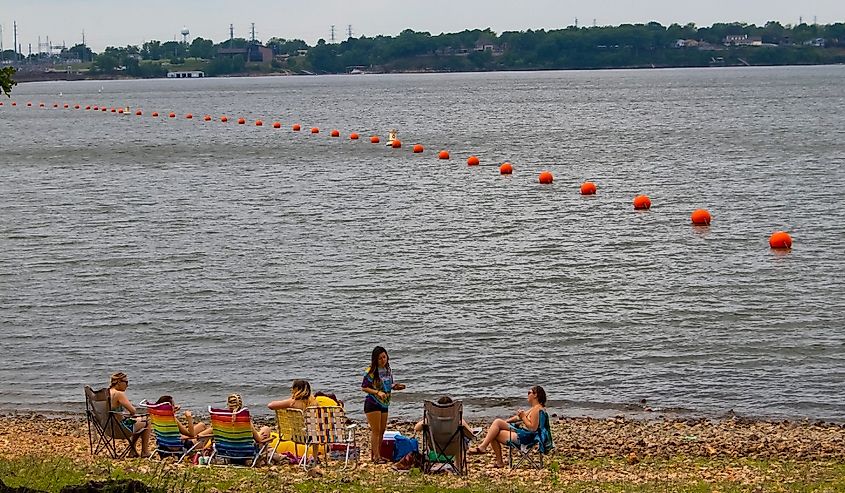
[392,435,419,462]
[393,450,423,470]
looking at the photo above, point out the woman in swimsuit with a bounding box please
[108,372,151,457]
[468,385,547,468]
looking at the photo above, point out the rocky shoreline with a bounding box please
[2,412,843,463]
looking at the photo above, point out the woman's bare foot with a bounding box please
[468,445,487,455]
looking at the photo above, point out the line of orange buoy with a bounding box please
[2,100,793,251]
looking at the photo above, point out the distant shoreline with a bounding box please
[13,61,844,84]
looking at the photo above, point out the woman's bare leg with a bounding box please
[491,440,504,466]
[365,411,382,461]
[478,419,510,451]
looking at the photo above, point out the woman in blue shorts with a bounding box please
[361,346,405,463]
[469,385,547,468]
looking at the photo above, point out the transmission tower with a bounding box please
[251,22,256,43]
[330,25,336,43]
[347,24,353,39]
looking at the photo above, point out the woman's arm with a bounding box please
[268,398,295,410]
[521,407,541,431]
[175,410,195,438]
[116,391,136,415]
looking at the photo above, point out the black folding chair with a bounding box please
[421,399,468,475]
[84,385,145,459]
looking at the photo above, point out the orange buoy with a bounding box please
[539,171,554,184]
[136,110,142,116]
[85,105,91,110]
[255,120,263,126]
[11,102,16,106]
[185,113,193,119]
[413,144,424,153]
[370,136,380,144]
[273,122,281,129]
[64,104,69,109]
[151,112,159,117]
[118,108,125,114]
[26,102,32,107]
[92,105,97,110]
[633,195,652,210]
[237,118,246,124]
[391,139,402,148]
[438,150,450,160]
[102,107,108,112]
[203,115,211,121]
[500,163,513,175]
[112,108,118,113]
[580,182,597,195]
[53,103,58,108]
[769,231,793,249]
[691,209,712,226]
[350,133,360,140]
[0,102,3,106]
[168,112,176,118]
[39,102,45,107]
[331,129,340,137]
[220,116,228,122]
[311,127,319,134]
[293,124,301,131]
[467,156,480,166]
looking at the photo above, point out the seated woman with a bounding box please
[468,385,547,468]
[268,379,318,411]
[413,395,476,436]
[153,395,207,439]
[108,372,151,457]
[198,393,273,443]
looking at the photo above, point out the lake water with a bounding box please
[1,67,844,421]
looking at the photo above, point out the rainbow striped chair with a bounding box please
[140,400,198,463]
[208,407,267,467]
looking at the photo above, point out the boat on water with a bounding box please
[385,129,398,146]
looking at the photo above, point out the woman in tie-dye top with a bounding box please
[361,346,405,463]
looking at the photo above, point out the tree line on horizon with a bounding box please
[4,20,845,78]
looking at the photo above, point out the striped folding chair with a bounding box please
[303,405,358,469]
[268,408,308,465]
[140,400,197,463]
[207,406,267,467]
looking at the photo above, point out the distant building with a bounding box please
[217,44,273,63]
[804,38,826,47]
[723,35,763,47]
[674,39,700,48]
[167,70,205,78]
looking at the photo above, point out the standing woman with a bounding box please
[361,346,405,463]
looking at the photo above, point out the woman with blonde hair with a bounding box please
[107,372,151,457]
[198,393,272,442]
[268,379,318,411]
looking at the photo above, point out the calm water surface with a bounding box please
[1,67,844,421]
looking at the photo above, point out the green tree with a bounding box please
[1,66,16,96]
[189,37,215,59]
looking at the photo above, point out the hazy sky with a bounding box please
[2,0,844,52]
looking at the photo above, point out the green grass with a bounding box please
[1,456,844,493]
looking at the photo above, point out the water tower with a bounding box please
[181,27,190,44]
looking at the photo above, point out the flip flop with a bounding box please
[491,462,505,469]
[468,446,487,455]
